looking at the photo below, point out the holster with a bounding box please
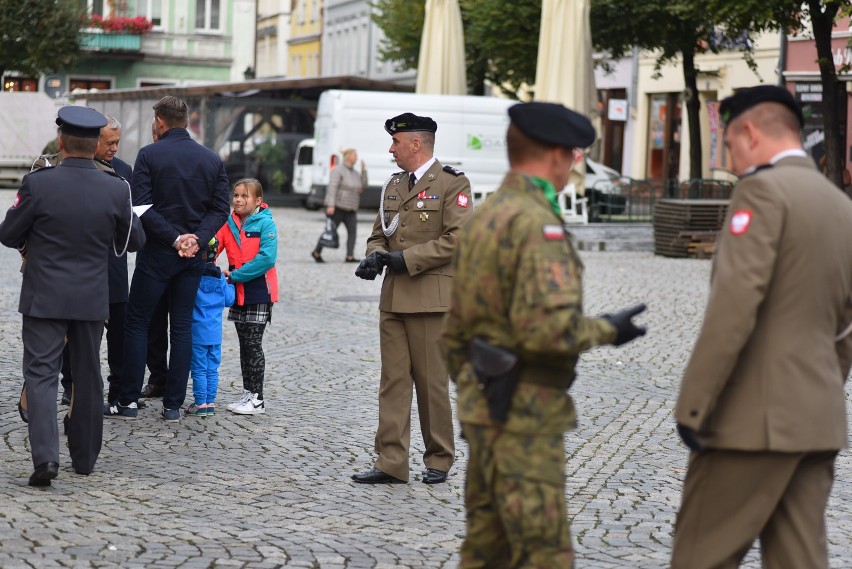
[469,337,521,423]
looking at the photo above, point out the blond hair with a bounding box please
[233,177,263,199]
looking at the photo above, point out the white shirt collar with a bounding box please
[769,148,808,164]
[410,157,437,181]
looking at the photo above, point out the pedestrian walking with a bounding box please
[186,237,235,417]
[105,95,230,423]
[441,101,647,566]
[0,106,145,485]
[311,147,367,263]
[216,178,279,415]
[671,85,852,569]
[352,112,473,485]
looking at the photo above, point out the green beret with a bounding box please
[508,102,595,148]
[719,85,804,128]
[384,112,438,135]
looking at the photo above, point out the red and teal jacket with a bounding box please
[215,204,279,306]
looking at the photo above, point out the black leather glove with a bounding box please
[354,252,385,280]
[677,423,704,453]
[384,250,407,273]
[601,303,647,346]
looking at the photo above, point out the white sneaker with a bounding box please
[229,393,265,415]
[226,390,252,411]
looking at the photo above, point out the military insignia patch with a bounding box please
[457,194,469,208]
[730,210,751,236]
[542,224,564,240]
[10,194,20,209]
[443,165,464,176]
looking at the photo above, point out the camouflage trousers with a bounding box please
[459,423,574,569]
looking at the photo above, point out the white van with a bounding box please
[292,138,315,198]
[305,90,515,209]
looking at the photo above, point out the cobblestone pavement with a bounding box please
[0,193,850,568]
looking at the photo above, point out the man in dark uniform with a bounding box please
[106,96,230,422]
[672,86,852,568]
[0,106,146,486]
[353,113,473,484]
[442,102,646,565]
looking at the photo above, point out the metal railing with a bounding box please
[585,178,735,223]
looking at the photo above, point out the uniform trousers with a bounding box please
[374,311,454,481]
[22,316,104,474]
[460,424,574,569]
[671,449,837,569]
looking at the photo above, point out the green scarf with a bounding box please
[531,176,562,218]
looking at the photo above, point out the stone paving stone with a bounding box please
[0,194,849,567]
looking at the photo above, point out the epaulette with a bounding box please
[443,165,464,176]
[392,170,405,177]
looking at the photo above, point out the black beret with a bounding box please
[719,85,804,128]
[508,102,595,148]
[56,106,108,138]
[384,112,438,135]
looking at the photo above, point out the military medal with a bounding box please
[417,190,426,209]
[420,212,429,222]
[417,201,424,208]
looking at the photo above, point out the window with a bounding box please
[3,77,38,92]
[196,0,221,31]
[136,0,163,28]
[79,0,106,15]
[69,78,112,92]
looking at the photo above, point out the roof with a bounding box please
[74,75,415,102]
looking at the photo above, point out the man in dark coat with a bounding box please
[106,95,230,422]
[0,106,146,486]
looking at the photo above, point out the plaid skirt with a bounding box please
[228,303,273,324]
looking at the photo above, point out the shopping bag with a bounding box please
[318,217,340,249]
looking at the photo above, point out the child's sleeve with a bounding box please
[222,274,236,308]
[229,218,278,282]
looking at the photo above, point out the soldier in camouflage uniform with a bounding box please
[441,102,647,568]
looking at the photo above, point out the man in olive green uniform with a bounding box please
[353,113,472,485]
[441,102,647,567]
[672,87,852,568]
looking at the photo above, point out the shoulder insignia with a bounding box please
[542,224,565,241]
[729,210,752,236]
[443,165,464,176]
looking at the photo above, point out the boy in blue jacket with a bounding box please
[186,237,235,416]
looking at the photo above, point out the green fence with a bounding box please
[586,178,735,223]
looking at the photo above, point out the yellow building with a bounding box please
[288,0,323,77]
[631,32,783,182]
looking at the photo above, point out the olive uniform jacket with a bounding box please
[676,155,852,452]
[366,159,472,313]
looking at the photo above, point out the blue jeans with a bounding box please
[119,247,203,410]
[191,343,221,405]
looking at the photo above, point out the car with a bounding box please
[584,158,627,219]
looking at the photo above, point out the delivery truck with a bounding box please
[305,90,516,209]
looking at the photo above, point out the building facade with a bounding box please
[256,0,291,77]
[288,0,323,77]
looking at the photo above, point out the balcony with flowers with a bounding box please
[80,15,153,53]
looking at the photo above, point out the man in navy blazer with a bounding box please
[0,106,146,485]
[107,95,230,422]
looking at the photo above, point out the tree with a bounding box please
[0,0,85,81]
[709,0,852,190]
[591,1,755,181]
[371,0,541,98]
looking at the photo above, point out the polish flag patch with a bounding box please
[542,224,564,240]
[456,194,469,208]
[730,210,752,236]
[10,193,20,209]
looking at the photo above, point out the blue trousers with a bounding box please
[191,343,222,405]
[119,247,202,410]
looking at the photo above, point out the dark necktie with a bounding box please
[409,173,417,191]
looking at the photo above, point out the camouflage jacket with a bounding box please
[441,171,616,433]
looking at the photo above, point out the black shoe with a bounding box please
[73,467,91,476]
[140,384,164,398]
[61,389,71,405]
[18,388,27,423]
[422,468,448,485]
[311,250,325,263]
[351,467,406,484]
[28,461,59,487]
[345,257,360,263]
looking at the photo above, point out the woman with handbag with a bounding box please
[311,148,367,263]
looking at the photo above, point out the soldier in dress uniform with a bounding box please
[0,106,145,486]
[671,86,852,568]
[352,112,473,485]
[441,102,646,566]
